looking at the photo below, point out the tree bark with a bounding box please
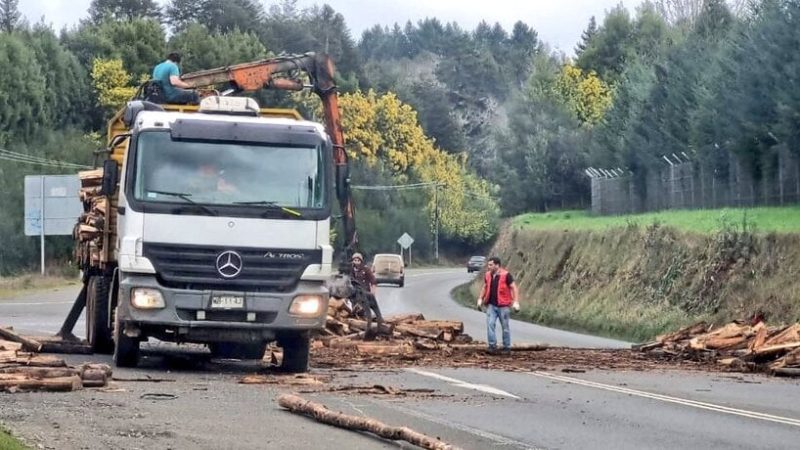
[0,327,43,352]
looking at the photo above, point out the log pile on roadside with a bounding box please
[318,300,548,356]
[0,327,111,392]
[73,168,109,266]
[634,320,800,376]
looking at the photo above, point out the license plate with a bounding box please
[211,295,244,309]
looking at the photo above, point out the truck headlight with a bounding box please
[131,288,166,309]
[289,295,324,316]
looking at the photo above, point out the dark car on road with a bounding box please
[466,256,486,273]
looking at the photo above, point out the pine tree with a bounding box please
[0,0,21,33]
[575,16,598,57]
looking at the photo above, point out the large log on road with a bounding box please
[277,394,461,450]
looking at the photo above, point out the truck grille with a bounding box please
[143,243,321,292]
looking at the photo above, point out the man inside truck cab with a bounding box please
[152,52,200,105]
[192,163,237,196]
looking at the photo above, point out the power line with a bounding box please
[0,148,91,169]
[350,181,443,191]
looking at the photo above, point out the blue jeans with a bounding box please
[486,304,511,349]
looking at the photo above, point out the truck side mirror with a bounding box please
[101,160,119,197]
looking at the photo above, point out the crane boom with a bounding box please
[180,53,357,259]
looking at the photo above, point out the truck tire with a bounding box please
[210,342,267,360]
[87,275,114,354]
[279,332,310,373]
[113,307,140,368]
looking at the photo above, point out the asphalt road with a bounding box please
[1,270,799,449]
[377,269,629,348]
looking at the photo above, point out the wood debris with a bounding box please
[278,394,461,450]
[321,303,544,358]
[635,320,800,376]
[1,326,112,393]
[74,168,114,266]
[0,349,112,392]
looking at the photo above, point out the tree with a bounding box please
[575,16,598,57]
[0,0,20,33]
[64,18,166,80]
[168,24,268,73]
[553,64,613,126]
[576,5,635,83]
[88,0,162,23]
[91,58,136,113]
[164,0,204,32]
[334,90,498,244]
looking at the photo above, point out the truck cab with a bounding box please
[107,96,332,370]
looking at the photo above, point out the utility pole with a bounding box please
[433,183,443,262]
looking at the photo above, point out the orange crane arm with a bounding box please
[181,53,357,258]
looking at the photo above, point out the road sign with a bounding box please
[24,175,82,236]
[23,175,82,275]
[397,232,414,249]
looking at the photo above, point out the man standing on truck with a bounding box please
[477,256,520,355]
[350,252,384,326]
[152,52,200,105]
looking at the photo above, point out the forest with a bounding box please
[0,0,797,274]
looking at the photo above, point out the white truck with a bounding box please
[61,54,358,372]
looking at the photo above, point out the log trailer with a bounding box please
[59,53,357,372]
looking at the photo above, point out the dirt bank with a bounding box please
[469,222,800,341]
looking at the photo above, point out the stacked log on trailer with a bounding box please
[74,168,112,267]
[319,299,548,355]
[634,320,800,376]
[0,327,111,392]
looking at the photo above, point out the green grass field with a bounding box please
[513,206,800,234]
[0,427,28,450]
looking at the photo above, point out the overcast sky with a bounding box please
[21,0,645,54]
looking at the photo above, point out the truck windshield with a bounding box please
[132,131,326,209]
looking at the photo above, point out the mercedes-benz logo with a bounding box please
[216,251,243,278]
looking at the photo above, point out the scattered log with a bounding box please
[407,320,464,334]
[277,394,461,450]
[772,368,800,377]
[0,340,22,352]
[355,342,412,355]
[447,343,550,352]
[394,324,442,340]
[0,327,42,352]
[0,375,83,392]
[346,319,394,336]
[384,313,425,324]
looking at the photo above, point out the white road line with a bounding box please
[0,301,73,306]
[407,368,521,399]
[370,398,539,450]
[529,371,800,428]
[407,270,466,278]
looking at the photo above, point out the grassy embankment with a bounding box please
[0,272,79,299]
[0,426,28,450]
[456,207,800,342]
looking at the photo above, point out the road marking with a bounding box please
[407,368,521,399]
[529,371,800,428]
[407,270,466,278]
[370,398,539,449]
[0,301,73,306]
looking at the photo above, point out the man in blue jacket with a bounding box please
[152,52,199,104]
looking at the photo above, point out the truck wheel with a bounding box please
[87,276,114,354]
[279,333,310,373]
[113,308,140,368]
[210,343,267,360]
[398,278,405,288]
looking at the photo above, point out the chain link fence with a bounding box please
[589,147,800,215]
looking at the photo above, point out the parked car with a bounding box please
[372,254,405,287]
[466,256,486,273]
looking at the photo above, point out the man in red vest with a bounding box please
[477,256,520,354]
